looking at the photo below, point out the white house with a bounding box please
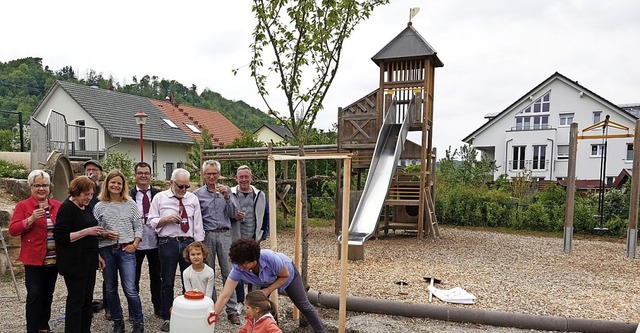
[31,81,195,180]
[463,72,638,183]
[253,124,292,144]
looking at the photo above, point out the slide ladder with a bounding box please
[425,186,440,239]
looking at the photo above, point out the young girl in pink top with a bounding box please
[237,290,281,333]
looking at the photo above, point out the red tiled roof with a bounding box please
[557,179,603,189]
[557,168,634,190]
[151,99,243,146]
[612,168,633,188]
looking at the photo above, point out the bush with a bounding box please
[572,197,597,234]
[484,200,511,228]
[308,197,335,219]
[521,202,553,231]
[0,159,28,178]
[436,186,517,228]
[102,150,135,180]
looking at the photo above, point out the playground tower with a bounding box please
[337,22,443,259]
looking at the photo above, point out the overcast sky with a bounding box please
[2,1,639,158]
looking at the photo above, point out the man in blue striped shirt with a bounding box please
[193,160,241,325]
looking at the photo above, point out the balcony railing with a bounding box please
[508,159,550,172]
[509,125,553,131]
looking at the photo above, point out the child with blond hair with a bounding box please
[237,290,281,333]
[182,241,215,297]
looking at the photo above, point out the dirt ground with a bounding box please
[1,184,639,332]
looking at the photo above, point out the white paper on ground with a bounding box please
[427,286,477,304]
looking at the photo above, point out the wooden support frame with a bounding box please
[267,153,352,333]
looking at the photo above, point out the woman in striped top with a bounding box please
[10,170,61,333]
[94,169,144,333]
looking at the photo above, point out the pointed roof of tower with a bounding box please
[371,22,444,67]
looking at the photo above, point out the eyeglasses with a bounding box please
[175,184,190,190]
[136,172,151,176]
[31,184,50,188]
[205,172,220,177]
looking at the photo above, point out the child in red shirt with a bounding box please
[237,290,282,333]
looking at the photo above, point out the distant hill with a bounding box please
[0,57,275,133]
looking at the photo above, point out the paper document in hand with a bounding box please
[427,286,477,304]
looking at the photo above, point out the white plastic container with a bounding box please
[170,291,217,333]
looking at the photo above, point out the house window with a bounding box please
[532,93,550,113]
[162,118,178,128]
[75,120,86,151]
[185,123,201,133]
[515,92,550,130]
[559,113,574,126]
[533,115,548,129]
[557,145,569,160]
[607,177,614,186]
[591,144,605,157]
[532,145,546,170]
[512,146,526,170]
[593,111,602,123]
[627,143,634,161]
[515,115,548,130]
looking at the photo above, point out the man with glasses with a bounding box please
[83,160,103,210]
[129,162,162,319]
[148,168,204,332]
[193,160,241,325]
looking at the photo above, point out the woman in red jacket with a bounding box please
[9,170,61,333]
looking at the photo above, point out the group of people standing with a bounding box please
[10,159,326,333]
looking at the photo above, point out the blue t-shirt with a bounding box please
[229,249,296,293]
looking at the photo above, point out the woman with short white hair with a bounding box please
[9,170,61,333]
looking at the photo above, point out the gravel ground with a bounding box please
[0,174,638,333]
[2,223,639,332]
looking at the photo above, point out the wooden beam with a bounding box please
[577,133,634,139]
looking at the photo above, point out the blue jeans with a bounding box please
[99,247,144,324]
[158,237,192,320]
[203,230,237,315]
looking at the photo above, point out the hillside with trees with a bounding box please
[0,57,275,135]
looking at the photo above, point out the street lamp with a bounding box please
[134,111,148,162]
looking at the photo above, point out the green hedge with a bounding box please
[435,184,633,237]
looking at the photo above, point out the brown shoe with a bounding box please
[227,313,241,325]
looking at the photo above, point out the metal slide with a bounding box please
[343,97,415,246]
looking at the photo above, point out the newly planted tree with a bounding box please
[247,0,389,290]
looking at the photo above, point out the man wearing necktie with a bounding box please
[194,160,241,325]
[129,162,162,319]
[148,168,204,332]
